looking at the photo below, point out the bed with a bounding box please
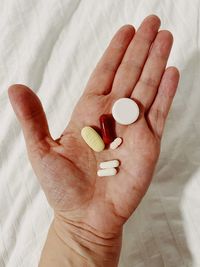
[0,0,200,266]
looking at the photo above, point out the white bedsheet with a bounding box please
[0,0,200,266]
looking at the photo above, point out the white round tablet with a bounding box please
[112,98,139,125]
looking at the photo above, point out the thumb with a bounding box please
[8,84,53,155]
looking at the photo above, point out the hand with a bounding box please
[8,15,179,266]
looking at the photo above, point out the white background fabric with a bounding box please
[0,0,200,266]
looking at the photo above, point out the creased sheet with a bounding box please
[0,0,200,266]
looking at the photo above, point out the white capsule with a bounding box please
[99,160,120,169]
[97,168,117,177]
[110,137,123,150]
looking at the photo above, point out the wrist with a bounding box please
[53,213,122,267]
[39,223,87,267]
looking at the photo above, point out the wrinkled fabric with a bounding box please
[0,0,200,266]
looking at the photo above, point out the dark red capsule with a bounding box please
[99,114,116,145]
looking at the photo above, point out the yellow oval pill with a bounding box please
[81,126,105,152]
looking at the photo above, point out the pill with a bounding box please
[99,159,120,169]
[81,126,105,152]
[112,98,139,125]
[110,137,123,150]
[97,168,117,177]
[99,114,115,145]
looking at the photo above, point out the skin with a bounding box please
[8,15,180,266]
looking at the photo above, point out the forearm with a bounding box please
[39,218,122,267]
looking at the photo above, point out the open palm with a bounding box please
[8,15,179,239]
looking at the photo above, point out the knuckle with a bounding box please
[140,76,158,88]
[120,59,143,72]
[97,61,116,74]
[149,107,165,138]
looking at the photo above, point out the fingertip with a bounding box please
[114,24,135,43]
[165,66,180,83]
[8,83,28,93]
[8,84,16,100]
[166,66,180,75]
[143,14,161,26]
[8,84,32,102]
[158,30,173,42]
[111,24,135,50]
[7,84,41,121]
[118,24,135,33]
